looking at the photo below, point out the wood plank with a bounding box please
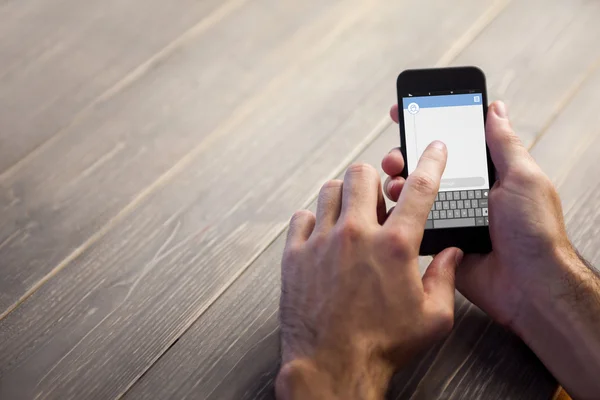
[0,1,494,399]
[0,0,354,313]
[567,181,600,267]
[0,0,245,173]
[124,124,447,400]
[526,64,600,266]
[124,3,600,399]
[3,0,599,321]
[450,0,600,148]
[399,25,600,400]
[124,125,551,400]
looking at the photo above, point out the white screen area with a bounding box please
[403,94,489,191]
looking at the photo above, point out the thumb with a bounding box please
[422,247,463,308]
[485,101,530,179]
[455,253,505,322]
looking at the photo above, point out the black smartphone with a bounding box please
[396,66,495,255]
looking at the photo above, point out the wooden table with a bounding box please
[1,0,599,398]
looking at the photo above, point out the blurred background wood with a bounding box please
[0,0,598,398]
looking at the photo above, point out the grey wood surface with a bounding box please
[0,0,240,173]
[124,125,555,400]
[124,2,600,398]
[0,0,495,316]
[0,0,492,398]
[449,0,600,148]
[529,66,600,266]
[1,0,599,399]
[0,0,355,314]
[127,60,600,400]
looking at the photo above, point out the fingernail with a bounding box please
[493,101,508,119]
[454,249,464,265]
[430,140,446,150]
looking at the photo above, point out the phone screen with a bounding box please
[402,92,490,229]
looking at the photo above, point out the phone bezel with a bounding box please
[396,66,495,255]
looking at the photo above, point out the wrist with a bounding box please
[511,244,586,337]
[276,350,394,400]
[508,245,600,398]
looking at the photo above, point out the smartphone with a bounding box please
[396,66,495,255]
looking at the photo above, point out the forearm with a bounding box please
[512,247,600,399]
[275,354,394,400]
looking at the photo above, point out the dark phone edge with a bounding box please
[395,66,495,255]
[420,227,492,254]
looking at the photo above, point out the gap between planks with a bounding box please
[119,5,600,398]
[0,0,249,180]
[527,57,600,150]
[109,2,511,398]
[0,0,377,321]
[0,0,509,327]
[111,113,394,400]
[380,55,600,400]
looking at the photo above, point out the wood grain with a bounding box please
[0,0,360,314]
[0,1,494,399]
[450,0,600,148]
[125,124,553,400]
[1,0,599,398]
[131,66,600,399]
[125,124,408,400]
[0,0,245,173]
[527,65,600,266]
[3,0,600,321]
[124,4,600,399]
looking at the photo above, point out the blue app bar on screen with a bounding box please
[403,93,482,109]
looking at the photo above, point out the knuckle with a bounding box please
[503,130,523,148]
[506,163,536,184]
[290,209,315,225]
[506,163,547,188]
[346,162,378,179]
[381,228,413,255]
[408,173,438,196]
[309,232,329,249]
[321,179,343,192]
[491,117,521,145]
[335,218,363,242]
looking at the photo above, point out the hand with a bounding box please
[385,102,600,398]
[276,143,464,400]
[384,101,575,326]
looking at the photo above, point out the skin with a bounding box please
[277,101,600,399]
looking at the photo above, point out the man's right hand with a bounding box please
[384,101,572,326]
[383,101,600,398]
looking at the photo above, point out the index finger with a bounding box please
[385,141,447,239]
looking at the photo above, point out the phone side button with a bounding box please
[433,218,476,228]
